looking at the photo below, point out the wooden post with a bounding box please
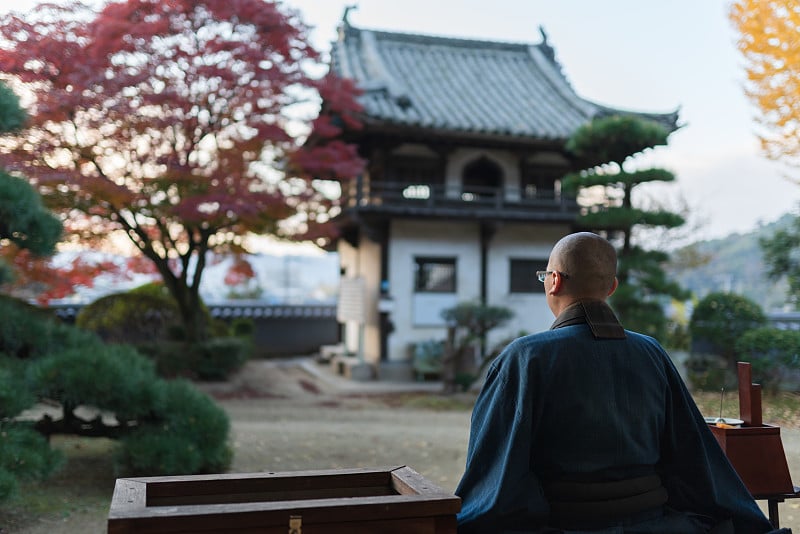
[738,362,762,426]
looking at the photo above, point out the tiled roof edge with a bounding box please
[359,30,409,101]
[526,45,598,119]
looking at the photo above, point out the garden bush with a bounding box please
[192,337,251,380]
[735,327,800,392]
[77,283,248,379]
[0,296,232,502]
[440,301,514,392]
[0,363,64,501]
[0,295,64,358]
[0,422,63,502]
[117,379,232,474]
[685,352,730,392]
[136,336,250,380]
[76,283,183,344]
[689,292,767,368]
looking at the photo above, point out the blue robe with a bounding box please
[455,301,776,533]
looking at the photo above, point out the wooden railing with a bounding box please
[341,180,577,213]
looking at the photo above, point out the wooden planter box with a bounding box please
[107,465,461,533]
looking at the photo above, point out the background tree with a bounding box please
[0,82,61,285]
[759,214,800,308]
[730,1,800,308]
[730,0,800,170]
[0,0,364,341]
[563,115,689,340]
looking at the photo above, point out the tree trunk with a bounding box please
[174,288,208,342]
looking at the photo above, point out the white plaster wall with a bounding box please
[485,224,572,350]
[386,220,482,362]
[444,148,520,201]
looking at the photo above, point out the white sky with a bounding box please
[286,0,800,240]
[4,0,799,241]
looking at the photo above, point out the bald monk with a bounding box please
[455,232,785,533]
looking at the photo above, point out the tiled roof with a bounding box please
[331,23,678,141]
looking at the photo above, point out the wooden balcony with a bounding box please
[338,180,579,223]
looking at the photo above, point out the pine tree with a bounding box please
[564,115,689,340]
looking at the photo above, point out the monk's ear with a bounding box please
[549,271,564,295]
[607,277,619,297]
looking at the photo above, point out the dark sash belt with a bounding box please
[545,474,668,529]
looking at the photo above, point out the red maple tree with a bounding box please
[0,0,364,340]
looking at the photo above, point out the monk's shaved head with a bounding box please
[548,232,617,299]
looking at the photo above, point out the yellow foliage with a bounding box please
[730,0,800,168]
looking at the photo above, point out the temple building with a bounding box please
[325,12,679,379]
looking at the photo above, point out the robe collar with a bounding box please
[550,300,626,340]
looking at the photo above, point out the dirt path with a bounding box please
[207,358,472,489]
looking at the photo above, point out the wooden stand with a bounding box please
[708,362,798,527]
[107,465,460,533]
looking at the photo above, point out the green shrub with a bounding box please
[230,318,255,337]
[735,327,800,392]
[685,352,732,391]
[27,342,159,419]
[689,292,767,367]
[192,337,250,380]
[118,379,231,475]
[0,295,65,359]
[439,301,515,392]
[76,286,182,344]
[76,283,241,378]
[0,363,35,417]
[0,296,232,502]
[0,469,15,503]
[137,337,250,380]
[135,341,190,378]
[0,423,64,500]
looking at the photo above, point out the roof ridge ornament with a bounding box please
[342,4,358,27]
[539,25,549,44]
[337,5,358,43]
[538,25,556,63]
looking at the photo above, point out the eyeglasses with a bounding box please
[536,270,569,283]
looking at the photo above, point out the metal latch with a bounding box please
[289,515,302,534]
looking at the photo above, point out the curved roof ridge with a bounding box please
[526,45,597,119]
[345,22,539,51]
[359,30,409,101]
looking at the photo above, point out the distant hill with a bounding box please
[665,214,794,312]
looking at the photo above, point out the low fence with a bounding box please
[48,302,339,358]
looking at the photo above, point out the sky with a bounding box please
[4,0,799,241]
[281,0,799,241]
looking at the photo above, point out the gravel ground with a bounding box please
[5,357,800,533]
[210,358,472,489]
